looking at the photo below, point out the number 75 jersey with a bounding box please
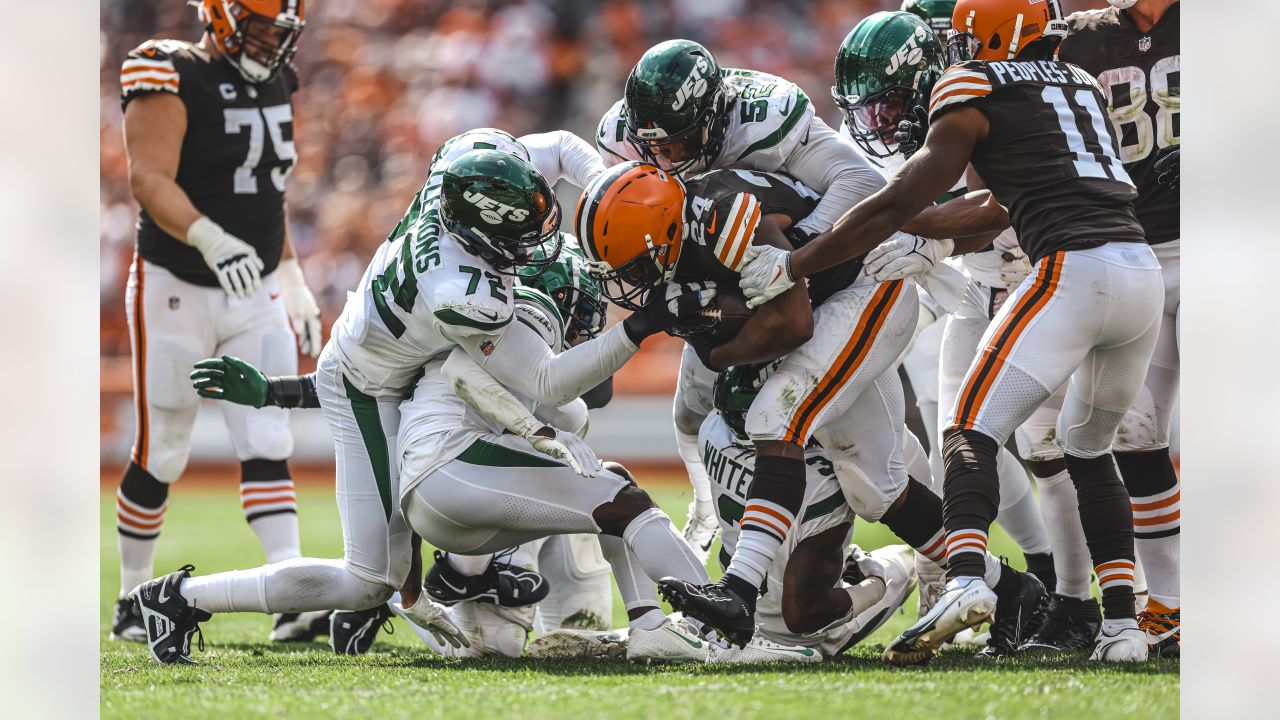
[121,40,297,287]
[928,58,1145,265]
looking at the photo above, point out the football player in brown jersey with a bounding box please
[112,1,327,645]
[1031,0,1179,659]
[739,0,1163,664]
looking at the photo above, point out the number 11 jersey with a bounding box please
[120,40,297,287]
[928,58,1144,264]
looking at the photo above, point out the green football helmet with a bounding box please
[901,0,958,46]
[712,364,769,444]
[832,11,947,158]
[517,234,607,345]
[439,149,562,275]
[624,39,732,177]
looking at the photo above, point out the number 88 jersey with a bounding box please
[1058,4,1179,244]
[121,39,297,287]
[928,58,1145,265]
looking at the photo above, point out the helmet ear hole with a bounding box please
[989,33,1002,50]
[667,222,677,241]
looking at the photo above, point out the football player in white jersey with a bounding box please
[595,39,887,557]
[129,130,716,664]
[832,11,1059,653]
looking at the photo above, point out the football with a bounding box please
[699,286,755,344]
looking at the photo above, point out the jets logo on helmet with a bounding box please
[833,11,946,158]
[624,40,732,176]
[440,149,562,275]
[672,55,712,111]
[195,1,305,84]
[463,190,533,225]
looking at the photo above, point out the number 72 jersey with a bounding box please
[121,39,297,287]
[928,58,1145,265]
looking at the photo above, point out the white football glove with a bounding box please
[738,244,795,309]
[275,258,324,357]
[528,426,602,478]
[392,598,471,649]
[186,216,265,300]
[998,250,1034,289]
[863,232,954,282]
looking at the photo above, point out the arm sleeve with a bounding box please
[440,351,543,439]
[520,130,606,190]
[785,118,887,237]
[452,320,640,406]
[535,398,590,436]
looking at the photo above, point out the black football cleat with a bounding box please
[657,575,756,649]
[979,568,1048,658]
[1018,594,1102,654]
[423,550,549,608]
[130,564,212,664]
[109,596,147,643]
[329,604,394,655]
[270,611,333,642]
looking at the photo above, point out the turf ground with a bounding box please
[100,472,1178,719]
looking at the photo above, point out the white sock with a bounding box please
[675,427,714,505]
[248,513,301,564]
[981,554,1003,589]
[1035,466,1093,599]
[623,508,710,586]
[180,558,390,614]
[995,447,1051,555]
[1102,617,1138,634]
[598,534,659,611]
[447,553,495,576]
[118,534,159,597]
[1130,484,1180,608]
[630,607,667,632]
[725,500,795,588]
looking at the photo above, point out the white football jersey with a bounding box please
[397,288,567,498]
[331,128,586,396]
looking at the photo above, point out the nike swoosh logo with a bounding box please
[157,586,171,603]
[707,210,718,235]
[769,267,785,285]
[1147,627,1179,643]
[270,292,281,301]
[799,126,812,146]
[664,626,704,649]
[440,576,468,595]
[780,97,793,115]
[475,309,500,321]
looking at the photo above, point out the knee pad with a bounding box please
[621,506,668,546]
[235,410,295,461]
[672,394,707,438]
[833,459,901,522]
[144,425,194,484]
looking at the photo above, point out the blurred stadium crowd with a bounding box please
[100,0,1101,377]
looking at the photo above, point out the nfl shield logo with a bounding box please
[480,340,495,356]
[1138,36,1152,52]
[168,296,180,310]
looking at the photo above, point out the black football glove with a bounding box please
[622,281,718,344]
[1153,146,1179,192]
[893,105,929,158]
[685,332,724,372]
[783,224,817,248]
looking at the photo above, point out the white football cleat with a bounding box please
[527,628,629,659]
[884,577,997,666]
[950,627,992,647]
[682,501,720,565]
[708,636,822,664]
[1090,623,1149,663]
[627,616,709,663]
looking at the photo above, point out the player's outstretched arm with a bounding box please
[901,189,1010,247]
[785,117,888,239]
[190,356,319,409]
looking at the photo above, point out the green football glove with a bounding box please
[191,355,269,408]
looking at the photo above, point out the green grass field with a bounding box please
[100,478,1178,720]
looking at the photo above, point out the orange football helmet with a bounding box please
[947,0,1067,63]
[195,1,305,83]
[575,162,687,310]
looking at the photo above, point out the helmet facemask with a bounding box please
[833,85,921,159]
[587,240,676,312]
[446,199,563,277]
[627,86,729,177]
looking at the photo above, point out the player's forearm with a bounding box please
[789,119,887,237]
[535,398,589,436]
[521,130,606,189]
[265,373,320,409]
[481,322,639,407]
[709,289,813,369]
[900,190,1010,240]
[790,188,906,280]
[130,169,204,241]
[442,351,543,438]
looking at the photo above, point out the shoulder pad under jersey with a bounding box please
[927,61,994,123]
[595,99,643,166]
[685,169,816,273]
[428,252,515,338]
[718,71,814,166]
[512,286,567,350]
[120,39,188,107]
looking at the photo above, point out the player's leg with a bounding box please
[112,259,212,642]
[214,274,302,564]
[672,342,720,560]
[900,293,946,486]
[1113,243,1180,656]
[1057,249,1165,662]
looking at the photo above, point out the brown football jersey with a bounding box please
[929,59,1144,264]
[1059,3,1180,244]
[121,39,298,286]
